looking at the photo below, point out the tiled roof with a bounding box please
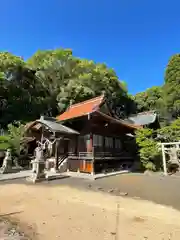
[128,111,157,126]
[56,95,105,121]
[36,116,79,135]
[21,137,36,143]
[24,121,35,130]
[25,116,79,135]
[95,111,141,130]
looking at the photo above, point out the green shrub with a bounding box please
[136,128,162,171]
[157,118,180,142]
[0,135,12,150]
[0,142,11,150]
[7,121,25,156]
[145,162,156,171]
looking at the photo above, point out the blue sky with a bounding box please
[0,0,180,94]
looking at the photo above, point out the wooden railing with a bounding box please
[94,151,131,157]
[94,152,113,157]
[67,151,133,160]
[66,152,93,160]
[79,152,93,158]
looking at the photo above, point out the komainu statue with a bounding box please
[0,149,12,174]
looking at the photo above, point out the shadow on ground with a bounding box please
[0,211,23,218]
[1,173,180,211]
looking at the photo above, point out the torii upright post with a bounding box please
[161,144,167,176]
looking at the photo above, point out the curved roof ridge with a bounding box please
[129,110,156,117]
[69,95,104,108]
[95,111,142,130]
[56,94,105,121]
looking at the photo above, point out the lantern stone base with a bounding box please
[26,173,46,183]
[0,166,22,174]
[26,159,46,183]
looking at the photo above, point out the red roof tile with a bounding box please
[56,95,105,121]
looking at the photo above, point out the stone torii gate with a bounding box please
[158,141,180,175]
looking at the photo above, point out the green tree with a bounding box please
[164,54,180,119]
[134,86,168,126]
[157,118,180,142]
[27,48,73,70]
[1,48,137,128]
[135,128,161,171]
[136,118,180,172]
[57,58,134,118]
[0,135,11,151]
[0,52,25,72]
[0,52,49,126]
[134,86,163,112]
[7,121,26,156]
[28,48,133,118]
[0,52,27,126]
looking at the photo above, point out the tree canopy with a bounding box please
[0,48,134,127]
[163,54,180,119]
[133,53,180,171]
[1,49,180,129]
[134,55,180,125]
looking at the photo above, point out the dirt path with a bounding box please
[0,184,180,239]
[41,173,180,210]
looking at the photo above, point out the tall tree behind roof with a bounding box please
[27,48,133,118]
[1,48,136,127]
[164,54,180,119]
[0,52,48,126]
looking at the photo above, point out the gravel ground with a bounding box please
[0,218,29,240]
[1,172,180,239]
[1,183,180,240]
[27,173,180,210]
[1,173,180,210]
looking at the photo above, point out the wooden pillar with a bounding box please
[54,138,60,172]
[162,144,167,176]
[91,133,95,175]
[75,136,78,155]
[87,134,93,152]
[103,136,105,157]
[40,125,44,143]
[113,137,115,152]
[90,133,95,175]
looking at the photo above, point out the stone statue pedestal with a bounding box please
[27,159,46,183]
[26,147,46,183]
[0,163,11,174]
[0,149,12,174]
